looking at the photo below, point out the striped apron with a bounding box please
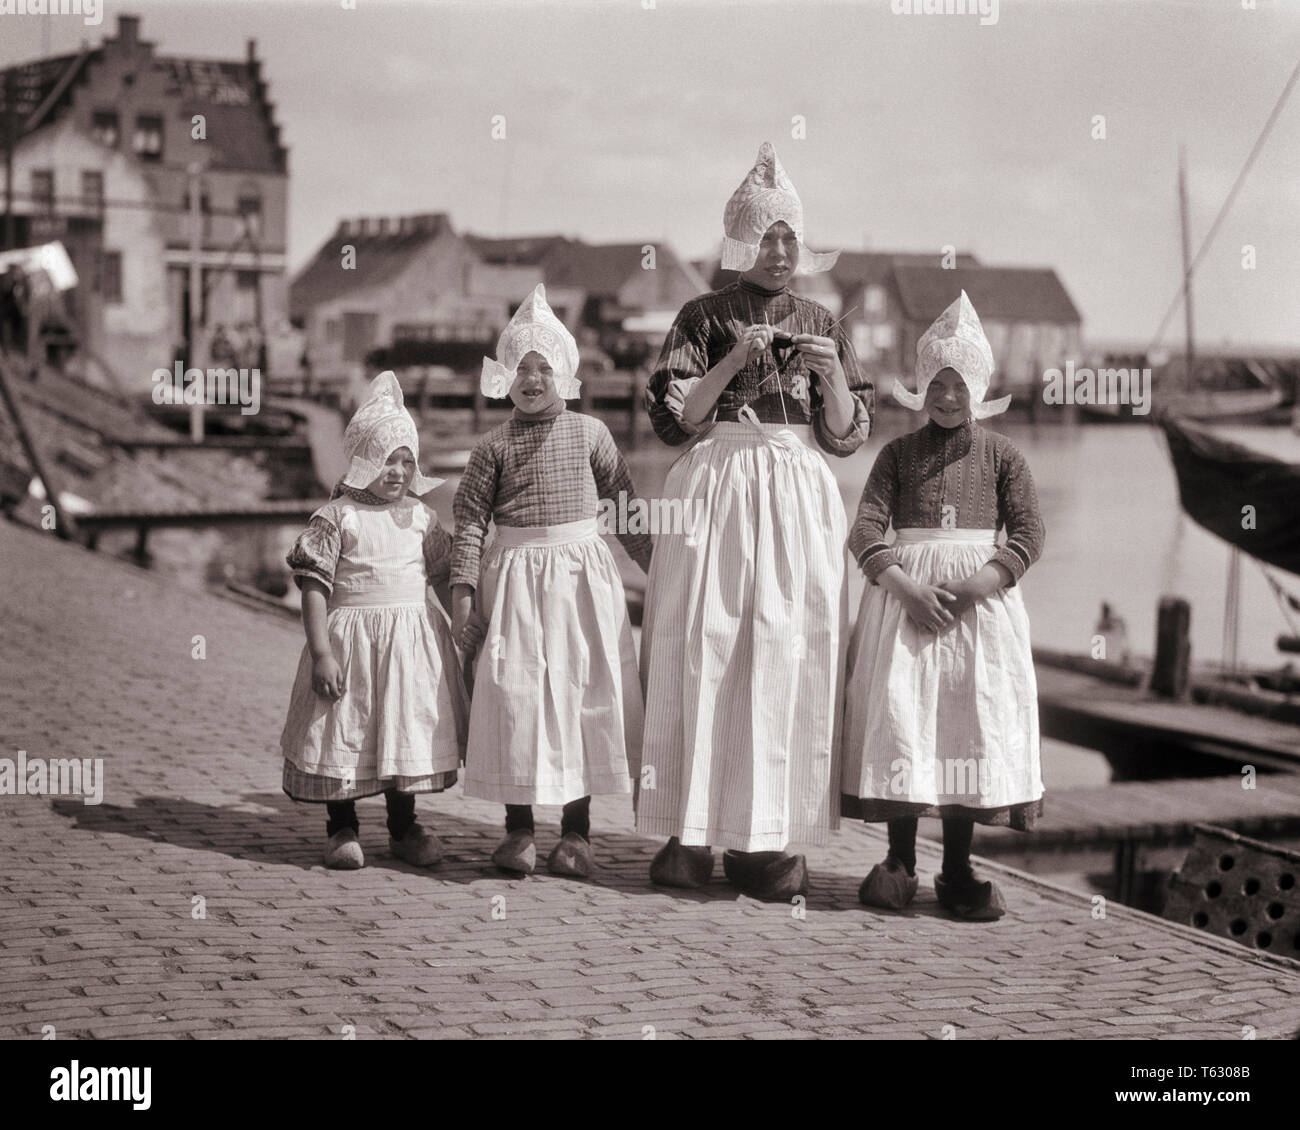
[463,518,640,806]
[635,421,848,851]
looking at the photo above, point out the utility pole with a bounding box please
[3,69,15,251]
[188,161,204,441]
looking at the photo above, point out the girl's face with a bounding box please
[366,446,416,500]
[509,351,564,415]
[740,221,800,289]
[924,368,972,428]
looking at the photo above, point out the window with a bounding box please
[863,285,886,315]
[30,169,54,211]
[81,171,104,211]
[233,270,259,324]
[99,251,122,303]
[132,114,163,161]
[237,189,262,238]
[872,324,894,349]
[91,109,119,148]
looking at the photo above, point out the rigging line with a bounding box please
[1257,561,1300,635]
[1146,54,1300,357]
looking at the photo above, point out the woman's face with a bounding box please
[509,351,564,415]
[366,446,416,499]
[740,221,800,289]
[924,368,972,428]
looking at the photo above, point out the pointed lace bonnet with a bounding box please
[721,142,840,276]
[893,290,1010,419]
[481,283,581,400]
[341,371,444,495]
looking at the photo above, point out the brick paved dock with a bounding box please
[2,520,1299,1039]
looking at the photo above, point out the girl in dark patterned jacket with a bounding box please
[843,291,1046,921]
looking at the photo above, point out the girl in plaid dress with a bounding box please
[281,372,470,871]
[451,285,653,878]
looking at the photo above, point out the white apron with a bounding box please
[280,498,466,801]
[841,528,1043,816]
[635,422,848,851]
[463,518,640,805]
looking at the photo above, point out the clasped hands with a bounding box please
[899,575,988,632]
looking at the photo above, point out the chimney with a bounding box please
[377,217,390,235]
[337,218,352,238]
[246,39,260,82]
[397,216,410,235]
[117,14,140,46]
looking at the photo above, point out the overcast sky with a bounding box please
[3,0,1298,349]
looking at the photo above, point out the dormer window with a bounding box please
[133,114,163,161]
[92,109,119,148]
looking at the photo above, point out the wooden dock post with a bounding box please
[1151,596,1191,700]
[472,382,485,434]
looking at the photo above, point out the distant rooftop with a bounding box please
[893,264,1081,325]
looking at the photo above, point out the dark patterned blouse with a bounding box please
[848,419,1045,585]
[644,278,874,456]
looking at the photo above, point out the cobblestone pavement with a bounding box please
[3,521,1299,1039]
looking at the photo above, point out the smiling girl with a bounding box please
[280,372,469,870]
[451,285,652,878]
[842,292,1045,920]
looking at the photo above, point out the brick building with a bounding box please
[0,13,289,392]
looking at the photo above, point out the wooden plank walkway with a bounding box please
[1036,662,1300,772]
[976,773,1300,853]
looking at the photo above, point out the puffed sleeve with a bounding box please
[422,517,454,588]
[812,314,874,458]
[990,440,1045,585]
[588,418,654,572]
[847,441,900,583]
[286,513,341,593]
[450,438,499,590]
[644,301,718,446]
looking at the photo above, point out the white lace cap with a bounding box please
[892,290,1011,419]
[340,371,444,496]
[721,142,840,276]
[481,283,581,399]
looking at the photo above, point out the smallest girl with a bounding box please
[280,372,471,869]
[841,292,1045,920]
[451,285,652,878]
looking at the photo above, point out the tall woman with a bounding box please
[636,143,874,900]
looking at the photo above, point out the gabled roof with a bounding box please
[160,57,286,173]
[542,241,709,304]
[0,37,286,174]
[462,234,569,266]
[0,50,99,135]
[892,265,1081,325]
[290,217,453,319]
[831,250,980,293]
[694,249,982,295]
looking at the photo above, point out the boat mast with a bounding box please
[1177,145,1196,391]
